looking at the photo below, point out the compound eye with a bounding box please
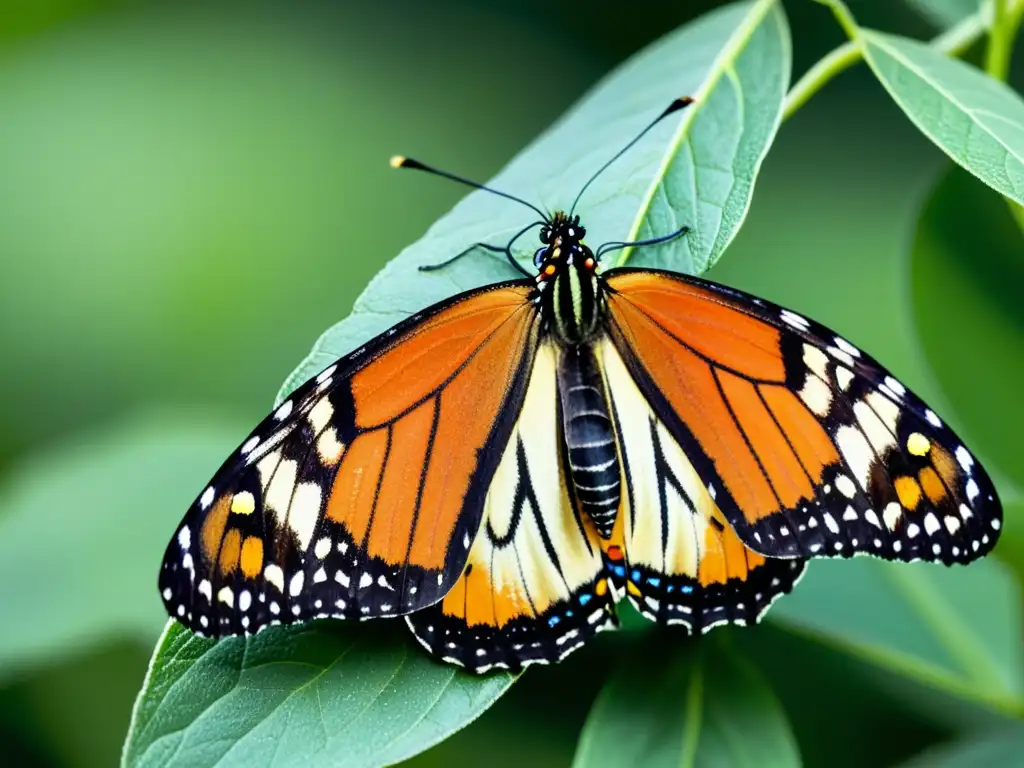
[539,228,551,243]
[533,247,547,269]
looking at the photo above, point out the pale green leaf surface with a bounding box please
[857,28,1024,204]
[122,622,513,768]
[571,636,800,768]
[281,0,790,396]
[899,725,1024,766]
[771,557,1023,712]
[905,0,981,27]
[0,410,245,681]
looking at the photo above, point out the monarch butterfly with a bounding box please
[160,97,1002,673]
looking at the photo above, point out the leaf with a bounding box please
[571,633,800,768]
[827,2,1024,205]
[770,556,1024,715]
[899,725,1024,766]
[122,621,514,768]
[910,164,1024,491]
[281,0,791,393]
[0,410,246,681]
[904,0,982,28]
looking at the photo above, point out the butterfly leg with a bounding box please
[595,224,690,262]
[418,220,543,277]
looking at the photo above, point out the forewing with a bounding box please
[600,338,805,632]
[407,342,617,673]
[160,281,541,636]
[603,268,1002,565]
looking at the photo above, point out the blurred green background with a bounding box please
[0,1,1021,766]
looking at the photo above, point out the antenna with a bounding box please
[568,97,694,218]
[389,156,549,221]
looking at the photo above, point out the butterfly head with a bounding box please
[534,211,604,343]
[533,212,597,281]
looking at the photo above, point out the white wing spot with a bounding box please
[239,590,252,612]
[198,579,212,601]
[932,543,942,556]
[314,537,332,560]
[945,516,961,535]
[217,587,234,607]
[864,509,881,528]
[883,376,906,397]
[200,486,215,510]
[240,435,260,455]
[316,365,337,384]
[992,518,1002,531]
[966,479,980,503]
[835,337,861,358]
[273,400,293,421]
[178,526,191,551]
[335,570,350,588]
[289,571,305,597]
[780,309,810,330]
[924,512,941,536]
[836,475,857,499]
[314,567,327,583]
[925,409,942,428]
[162,588,172,600]
[955,446,974,472]
[843,506,858,521]
[264,564,285,592]
[359,572,373,589]
[836,366,854,392]
[907,523,920,538]
[823,512,840,534]
[883,502,902,531]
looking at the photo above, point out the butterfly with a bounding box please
[160,97,1002,674]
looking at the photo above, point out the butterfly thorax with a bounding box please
[534,212,605,346]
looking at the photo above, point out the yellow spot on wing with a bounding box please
[894,476,922,510]
[919,467,947,505]
[231,491,256,516]
[907,432,931,456]
[240,536,263,578]
[219,528,241,575]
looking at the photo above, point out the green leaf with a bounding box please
[828,3,1024,205]
[0,410,245,681]
[910,164,1024,491]
[281,0,790,393]
[899,725,1024,766]
[770,556,1024,715]
[571,633,800,768]
[122,621,514,768]
[904,0,982,28]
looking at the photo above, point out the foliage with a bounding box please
[1,0,1023,766]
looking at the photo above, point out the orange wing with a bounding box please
[603,268,1002,566]
[160,281,540,637]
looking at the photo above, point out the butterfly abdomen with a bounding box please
[558,345,620,538]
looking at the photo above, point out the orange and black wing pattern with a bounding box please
[602,268,1002,566]
[159,281,540,637]
[598,337,805,633]
[406,342,618,672]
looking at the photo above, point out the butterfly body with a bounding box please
[161,112,1002,673]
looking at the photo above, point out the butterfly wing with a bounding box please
[160,280,541,636]
[406,342,618,672]
[602,268,1002,565]
[598,338,805,632]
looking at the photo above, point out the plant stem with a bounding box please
[783,0,1021,122]
[987,0,1011,80]
[782,41,860,120]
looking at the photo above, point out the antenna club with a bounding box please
[389,155,407,168]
